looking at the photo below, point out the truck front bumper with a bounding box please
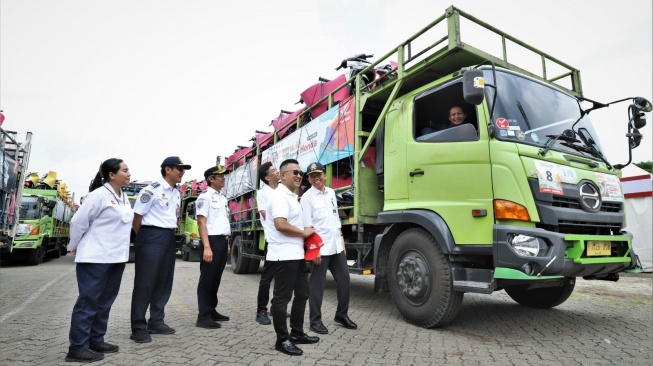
[493,225,636,279]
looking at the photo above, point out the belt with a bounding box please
[141,225,176,232]
[209,234,229,238]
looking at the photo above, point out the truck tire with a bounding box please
[388,228,463,328]
[181,237,190,261]
[49,241,62,259]
[248,258,261,274]
[27,247,44,266]
[505,278,576,308]
[230,236,250,274]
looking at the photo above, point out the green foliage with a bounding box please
[634,161,652,173]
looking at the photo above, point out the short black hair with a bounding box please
[279,159,299,171]
[258,162,273,186]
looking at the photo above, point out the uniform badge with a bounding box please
[162,193,166,198]
[111,200,116,205]
[141,194,152,203]
[151,182,160,188]
[197,199,205,210]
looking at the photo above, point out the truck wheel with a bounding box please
[505,278,576,308]
[180,237,190,261]
[231,236,250,274]
[388,228,463,328]
[248,258,261,274]
[27,247,44,266]
[50,242,62,259]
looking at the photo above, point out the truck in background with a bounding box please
[122,181,151,262]
[178,179,203,262]
[223,5,650,327]
[12,171,75,265]
[0,127,32,257]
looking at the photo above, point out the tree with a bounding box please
[634,161,652,173]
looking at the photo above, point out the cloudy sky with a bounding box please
[1,0,651,203]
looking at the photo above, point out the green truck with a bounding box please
[13,172,75,265]
[224,6,650,327]
[178,179,202,262]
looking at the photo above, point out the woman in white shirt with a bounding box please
[65,158,133,363]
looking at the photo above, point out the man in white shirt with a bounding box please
[130,156,190,343]
[266,159,317,356]
[254,162,280,325]
[300,162,357,335]
[195,165,231,329]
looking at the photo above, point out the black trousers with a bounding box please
[309,251,351,325]
[130,226,176,330]
[269,259,309,342]
[197,235,229,319]
[69,262,125,349]
[256,259,274,312]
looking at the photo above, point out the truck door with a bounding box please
[405,81,494,245]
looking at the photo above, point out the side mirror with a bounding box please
[462,68,485,105]
[46,200,57,209]
[634,97,653,113]
[628,128,643,148]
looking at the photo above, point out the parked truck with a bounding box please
[224,6,650,327]
[12,171,75,265]
[177,179,203,262]
[0,127,32,257]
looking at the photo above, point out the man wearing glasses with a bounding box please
[266,159,318,356]
[301,162,357,335]
[195,165,231,329]
[130,156,191,344]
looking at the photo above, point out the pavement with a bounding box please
[0,254,651,365]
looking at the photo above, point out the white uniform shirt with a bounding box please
[195,187,231,236]
[300,185,343,256]
[266,184,304,261]
[256,184,274,236]
[133,179,180,228]
[69,183,134,263]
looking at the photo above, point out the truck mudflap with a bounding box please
[493,225,636,279]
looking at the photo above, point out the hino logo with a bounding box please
[579,182,601,211]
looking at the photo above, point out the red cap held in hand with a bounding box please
[305,233,324,260]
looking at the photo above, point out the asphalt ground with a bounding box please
[0,254,651,365]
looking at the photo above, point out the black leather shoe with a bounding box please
[309,322,328,334]
[289,332,320,344]
[256,310,271,325]
[130,329,152,343]
[65,347,104,362]
[196,317,221,329]
[211,312,230,322]
[89,341,119,353]
[275,339,303,356]
[146,323,175,334]
[334,316,358,329]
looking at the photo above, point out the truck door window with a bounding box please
[413,81,478,142]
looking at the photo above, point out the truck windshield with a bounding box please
[19,196,41,220]
[485,70,604,159]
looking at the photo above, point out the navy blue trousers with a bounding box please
[197,235,228,319]
[130,227,176,330]
[69,262,125,349]
[269,259,309,342]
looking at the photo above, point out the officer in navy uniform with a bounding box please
[130,156,191,343]
[195,165,231,329]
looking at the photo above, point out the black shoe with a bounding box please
[130,329,152,343]
[256,310,271,325]
[65,347,104,362]
[196,317,221,329]
[211,312,230,322]
[289,332,320,344]
[275,339,303,356]
[334,316,358,329]
[146,323,175,334]
[89,341,119,354]
[309,322,328,335]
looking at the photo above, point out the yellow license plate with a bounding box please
[587,241,611,256]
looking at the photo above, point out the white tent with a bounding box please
[620,165,653,272]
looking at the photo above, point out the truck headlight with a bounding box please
[19,242,35,248]
[509,234,545,257]
[191,239,200,248]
